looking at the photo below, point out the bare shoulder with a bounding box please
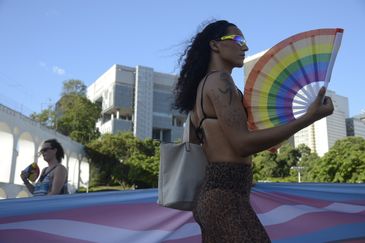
[55,164,67,174]
[205,71,239,105]
[205,71,235,87]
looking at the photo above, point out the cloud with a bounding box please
[52,66,66,76]
[39,61,47,68]
[38,62,66,76]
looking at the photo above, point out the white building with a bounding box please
[294,91,348,156]
[87,64,186,142]
[244,52,349,156]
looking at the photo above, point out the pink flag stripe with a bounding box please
[0,203,195,231]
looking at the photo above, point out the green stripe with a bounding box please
[265,54,331,125]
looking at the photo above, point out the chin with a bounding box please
[235,62,244,68]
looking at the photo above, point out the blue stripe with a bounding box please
[273,222,365,243]
[0,189,158,218]
[253,183,365,201]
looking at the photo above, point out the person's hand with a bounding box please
[306,87,334,122]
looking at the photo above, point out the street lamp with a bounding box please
[291,166,304,183]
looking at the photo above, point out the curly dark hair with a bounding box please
[43,139,65,162]
[173,20,236,113]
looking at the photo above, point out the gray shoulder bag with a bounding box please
[158,112,208,211]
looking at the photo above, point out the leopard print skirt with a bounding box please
[193,162,271,243]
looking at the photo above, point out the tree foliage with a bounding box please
[29,104,55,128]
[253,143,302,181]
[253,137,365,183]
[30,79,101,144]
[252,150,277,181]
[306,137,365,183]
[56,93,101,144]
[61,79,86,96]
[85,132,160,188]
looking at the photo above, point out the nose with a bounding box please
[242,43,249,52]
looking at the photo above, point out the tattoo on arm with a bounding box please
[218,72,235,105]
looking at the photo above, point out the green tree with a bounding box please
[85,132,160,188]
[61,79,86,96]
[297,153,320,181]
[29,104,55,128]
[252,150,277,181]
[56,93,101,144]
[253,143,314,182]
[29,79,101,144]
[123,137,160,188]
[274,144,300,177]
[308,137,365,182]
[85,133,129,187]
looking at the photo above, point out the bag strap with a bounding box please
[39,165,58,182]
[183,112,192,143]
[197,71,220,129]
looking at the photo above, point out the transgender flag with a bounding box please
[0,183,364,243]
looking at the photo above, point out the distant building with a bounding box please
[244,52,350,156]
[294,90,348,156]
[346,112,365,138]
[87,64,186,142]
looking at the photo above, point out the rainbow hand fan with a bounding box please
[244,28,343,130]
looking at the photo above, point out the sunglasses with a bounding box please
[39,147,54,155]
[218,35,246,47]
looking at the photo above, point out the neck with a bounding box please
[47,159,59,167]
[208,59,233,74]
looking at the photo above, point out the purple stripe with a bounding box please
[0,203,195,231]
[251,191,333,213]
[276,67,326,98]
[163,235,202,243]
[0,229,93,243]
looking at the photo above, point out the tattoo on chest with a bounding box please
[218,72,235,105]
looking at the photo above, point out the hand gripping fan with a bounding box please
[244,28,343,131]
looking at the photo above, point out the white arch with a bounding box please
[0,104,88,199]
[0,122,13,183]
[80,159,90,189]
[14,132,35,185]
[68,155,80,191]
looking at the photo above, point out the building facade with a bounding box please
[293,90,348,156]
[346,113,365,138]
[87,64,186,142]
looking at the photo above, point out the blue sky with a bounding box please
[0,0,364,117]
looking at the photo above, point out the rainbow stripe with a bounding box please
[244,28,343,130]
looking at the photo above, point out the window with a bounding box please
[153,128,171,142]
[172,115,184,127]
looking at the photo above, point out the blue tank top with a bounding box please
[33,165,68,196]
